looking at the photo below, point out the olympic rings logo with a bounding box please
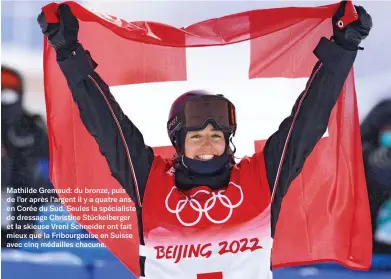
[165,182,244,227]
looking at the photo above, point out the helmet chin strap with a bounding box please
[180,152,230,175]
[181,155,188,168]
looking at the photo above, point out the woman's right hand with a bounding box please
[37,4,80,60]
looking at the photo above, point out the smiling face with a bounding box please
[184,124,226,160]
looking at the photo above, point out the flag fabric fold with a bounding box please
[42,1,372,277]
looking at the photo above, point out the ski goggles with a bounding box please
[168,95,237,137]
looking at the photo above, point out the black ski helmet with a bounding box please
[167,90,237,152]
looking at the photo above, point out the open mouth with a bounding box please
[194,154,217,161]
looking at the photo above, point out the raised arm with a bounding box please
[38,4,154,206]
[263,3,372,235]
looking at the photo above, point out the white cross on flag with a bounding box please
[42,1,371,277]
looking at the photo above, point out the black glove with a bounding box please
[332,1,372,51]
[37,4,80,60]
